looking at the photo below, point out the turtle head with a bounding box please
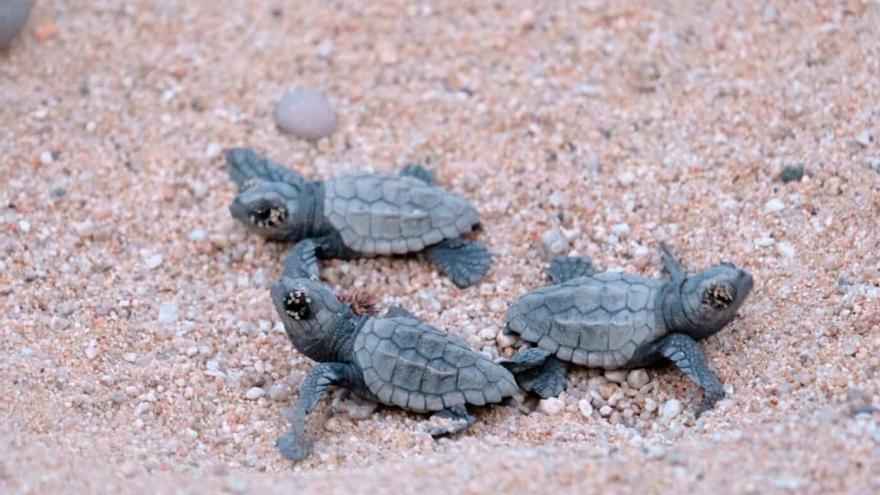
[270,277,355,361]
[229,181,303,240]
[678,262,753,339]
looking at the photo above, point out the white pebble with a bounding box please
[660,399,682,422]
[133,402,152,416]
[145,254,163,269]
[316,40,334,59]
[617,171,635,186]
[626,369,649,389]
[275,87,337,140]
[123,353,137,363]
[158,302,178,324]
[611,223,630,237]
[17,220,30,233]
[540,228,568,258]
[245,387,265,400]
[189,229,206,241]
[85,344,99,360]
[643,397,658,413]
[577,399,593,418]
[205,142,222,159]
[604,370,627,384]
[496,332,518,349]
[754,237,775,248]
[599,405,613,417]
[776,242,796,258]
[39,151,54,165]
[855,130,873,147]
[537,397,565,416]
[763,199,785,213]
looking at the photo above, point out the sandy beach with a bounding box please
[1,1,878,493]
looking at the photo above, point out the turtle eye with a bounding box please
[284,289,312,320]
[702,283,735,310]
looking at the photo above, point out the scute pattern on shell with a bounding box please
[506,273,664,368]
[324,174,480,254]
[353,317,519,412]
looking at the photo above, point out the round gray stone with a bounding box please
[275,87,337,140]
[0,0,34,48]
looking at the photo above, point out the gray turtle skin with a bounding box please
[226,148,491,288]
[269,275,518,463]
[501,244,754,415]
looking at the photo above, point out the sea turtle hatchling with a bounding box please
[500,243,753,414]
[226,147,491,288]
[269,257,519,462]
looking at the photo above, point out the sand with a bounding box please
[1,1,879,493]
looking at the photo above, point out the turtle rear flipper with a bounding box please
[424,405,475,436]
[545,256,595,284]
[226,147,308,191]
[499,347,568,399]
[425,238,491,288]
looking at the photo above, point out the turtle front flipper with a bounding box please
[424,404,475,436]
[425,238,492,288]
[282,239,322,280]
[398,164,436,185]
[278,362,348,462]
[545,256,595,284]
[499,347,568,399]
[660,242,686,281]
[658,333,725,416]
[226,147,308,191]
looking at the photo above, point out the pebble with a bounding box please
[39,151,54,165]
[204,142,221,159]
[275,87,337,140]
[626,369,649,389]
[610,223,630,237]
[0,0,34,47]
[145,254,164,269]
[643,397,658,413]
[122,353,137,363]
[574,83,600,97]
[777,164,804,183]
[617,171,636,186]
[599,405,613,417]
[85,344,99,360]
[158,302,178,324]
[537,397,565,416]
[598,383,618,400]
[540,228,568,258]
[855,130,873,147]
[244,387,265,400]
[763,199,785,213]
[604,370,627,384]
[660,399,682,422]
[776,242,796,258]
[18,220,30,233]
[496,332,518,348]
[577,399,593,418]
[189,229,207,241]
[754,237,775,248]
